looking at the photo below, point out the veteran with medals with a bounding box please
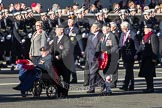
[119,21,139,91]
[97,25,119,95]
[135,23,159,93]
[64,18,84,83]
[51,25,74,98]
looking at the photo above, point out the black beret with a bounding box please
[40,46,49,51]
[73,2,79,6]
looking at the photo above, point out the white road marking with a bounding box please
[0,83,19,86]
[0,77,162,86]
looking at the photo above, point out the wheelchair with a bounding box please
[19,67,58,98]
[31,67,58,98]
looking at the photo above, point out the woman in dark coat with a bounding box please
[135,23,159,93]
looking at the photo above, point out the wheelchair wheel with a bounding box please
[46,85,57,98]
[32,81,42,97]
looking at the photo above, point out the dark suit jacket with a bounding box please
[137,33,159,77]
[64,26,83,52]
[119,30,139,50]
[99,32,118,54]
[51,35,74,72]
[98,32,119,75]
[85,32,103,62]
[119,30,139,62]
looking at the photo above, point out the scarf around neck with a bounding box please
[143,31,153,43]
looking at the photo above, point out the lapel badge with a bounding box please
[106,40,112,46]
[142,40,144,44]
[59,45,64,50]
[70,37,74,41]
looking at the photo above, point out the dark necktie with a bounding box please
[104,35,107,42]
[122,33,126,46]
[68,28,71,34]
[55,36,59,44]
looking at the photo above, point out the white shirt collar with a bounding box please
[58,35,63,42]
[105,32,110,40]
[94,32,99,36]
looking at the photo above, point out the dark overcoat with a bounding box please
[138,33,159,77]
[98,32,119,75]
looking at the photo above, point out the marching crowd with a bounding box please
[0,0,161,97]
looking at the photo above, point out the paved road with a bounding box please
[0,62,162,108]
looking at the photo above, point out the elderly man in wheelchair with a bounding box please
[13,46,61,98]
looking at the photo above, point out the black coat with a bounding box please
[119,30,139,63]
[97,32,119,75]
[64,26,83,54]
[137,33,159,77]
[51,35,74,72]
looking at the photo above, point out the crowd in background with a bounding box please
[0,0,162,14]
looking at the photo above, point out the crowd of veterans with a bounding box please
[0,0,161,97]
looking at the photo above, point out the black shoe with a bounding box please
[58,92,68,99]
[87,89,95,93]
[13,84,21,90]
[143,89,154,93]
[119,86,128,91]
[21,91,27,97]
[70,79,77,84]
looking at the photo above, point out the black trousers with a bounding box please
[71,54,78,81]
[123,61,134,88]
[84,61,89,85]
[54,60,71,96]
[11,40,23,64]
[145,76,154,90]
[111,65,119,87]
[0,47,4,61]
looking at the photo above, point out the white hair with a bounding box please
[120,21,129,28]
[110,22,117,27]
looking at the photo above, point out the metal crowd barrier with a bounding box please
[7,13,162,21]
